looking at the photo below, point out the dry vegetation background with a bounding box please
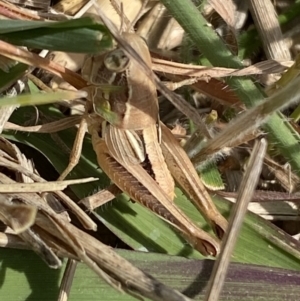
[1,0,300,301]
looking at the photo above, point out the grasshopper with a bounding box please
[73,32,228,256]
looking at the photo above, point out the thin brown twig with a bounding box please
[205,138,267,301]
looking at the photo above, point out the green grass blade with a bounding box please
[0,91,86,107]
[0,17,104,33]
[0,18,112,53]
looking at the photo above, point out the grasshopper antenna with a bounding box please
[109,0,131,32]
[110,0,149,32]
[129,0,149,30]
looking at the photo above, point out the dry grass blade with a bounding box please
[136,2,184,50]
[231,60,292,76]
[4,115,82,133]
[0,40,87,89]
[0,168,193,299]
[79,184,121,210]
[152,58,289,78]
[0,0,42,20]
[57,260,78,301]
[205,138,267,301]
[267,54,300,96]
[0,177,98,193]
[216,188,300,221]
[0,175,62,267]
[206,0,238,54]
[4,0,50,11]
[20,227,62,268]
[0,145,96,230]
[264,155,300,193]
[35,212,193,301]
[0,160,63,267]
[53,0,88,16]
[39,212,121,289]
[0,135,193,300]
[248,0,290,60]
[192,75,300,166]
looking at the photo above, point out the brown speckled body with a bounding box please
[82,33,158,130]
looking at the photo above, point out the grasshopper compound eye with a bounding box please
[104,49,130,72]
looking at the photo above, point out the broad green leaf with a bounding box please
[3,105,300,270]
[1,248,300,301]
[0,18,112,53]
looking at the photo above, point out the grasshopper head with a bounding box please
[104,48,130,72]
